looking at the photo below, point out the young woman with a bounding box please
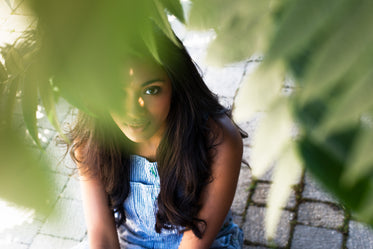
[68,30,246,249]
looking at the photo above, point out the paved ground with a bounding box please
[2,3,373,249]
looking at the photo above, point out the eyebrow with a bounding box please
[141,79,165,87]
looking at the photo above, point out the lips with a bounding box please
[125,120,150,129]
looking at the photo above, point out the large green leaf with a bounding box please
[246,98,293,177]
[21,71,41,147]
[39,77,69,142]
[207,12,271,64]
[298,133,373,221]
[300,0,373,103]
[265,142,303,239]
[152,0,180,47]
[4,46,24,76]
[267,0,350,62]
[317,70,373,135]
[160,0,185,23]
[234,62,286,121]
[189,0,272,64]
[342,126,373,187]
[0,129,53,214]
[2,75,20,127]
[0,61,7,83]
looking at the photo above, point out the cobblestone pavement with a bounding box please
[1,3,373,249]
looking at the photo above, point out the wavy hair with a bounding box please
[66,29,245,238]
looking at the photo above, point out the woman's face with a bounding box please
[110,60,172,144]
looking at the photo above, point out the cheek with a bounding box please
[148,97,171,121]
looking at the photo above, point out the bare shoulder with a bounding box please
[208,114,243,167]
[210,114,243,150]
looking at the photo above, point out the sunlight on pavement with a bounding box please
[0,199,35,233]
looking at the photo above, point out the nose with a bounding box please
[125,92,145,117]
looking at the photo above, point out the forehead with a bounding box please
[122,59,168,86]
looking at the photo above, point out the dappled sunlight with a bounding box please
[0,199,35,233]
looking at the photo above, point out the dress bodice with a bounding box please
[117,155,243,249]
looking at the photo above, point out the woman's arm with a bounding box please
[178,115,243,249]
[76,153,120,249]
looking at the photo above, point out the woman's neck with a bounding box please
[133,137,160,162]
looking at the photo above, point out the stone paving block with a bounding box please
[303,172,338,203]
[232,166,251,215]
[46,172,69,204]
[242,144,252,167]
[34,172,69,221]
[238,114,263,146]
[0,241,28,249]
[232,213,243,228]
[243,246,271,249]
[242,205,293,247]
[252,182,297,209]
[61,176,82,201]
[254,165,274,182]
[347,220,373,249]
[203,62,247,99]
[61,107,78,129]
[29,234,78,249]
[297,202,344,229]
[291,225,343,249]
[0,218,43,244]
[36,99,72,132]
[44,139,76,175]
[40,198,86,240]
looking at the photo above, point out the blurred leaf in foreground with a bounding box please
[0,129,53,215]
[190,0,373,237]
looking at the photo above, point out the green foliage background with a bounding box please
[1,0,372,237]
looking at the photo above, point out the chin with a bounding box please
[123,132,151,143]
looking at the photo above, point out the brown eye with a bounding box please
[143,86,160,95]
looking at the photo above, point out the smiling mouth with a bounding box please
[125,120,150,129]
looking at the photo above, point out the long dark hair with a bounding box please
[66,29,244,238]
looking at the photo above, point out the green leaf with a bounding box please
[0,61,7,82]
[267,0,349,61]
[317,70,373,135]
[39,78,69,143]
[4,46,24,76]
[342,126,373,187]
[247,99,293,178]
[189,0,273,64]
[297,133,373,218]
[2,75,21,127]
[189,0,270,30]
[300,0,373,103]
[234,62,286,121]
[160,0,185,23]
[206,13,271,64]
[152,0,181,47]
[188,0,226,30]
[265,142,303,239]
[0,129,53,214]
[21,72,41,147]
